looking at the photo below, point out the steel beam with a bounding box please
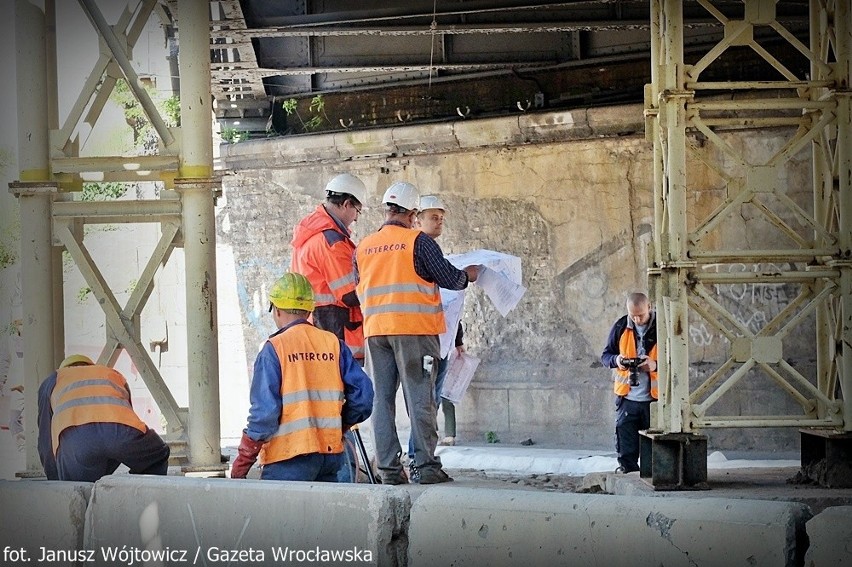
[648,0,851,489]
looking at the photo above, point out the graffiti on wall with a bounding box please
[689,262,799,346]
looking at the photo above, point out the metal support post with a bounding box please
[10,183,57,476]
[177,0,223,474]
[639,431,708,490]
[11,0,54,476]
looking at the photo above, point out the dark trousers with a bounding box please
[56,423,170,482]
[615,397,651,472]
[261,452,343,481]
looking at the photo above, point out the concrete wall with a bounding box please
[5,478,851,566]
[219,104,815,451]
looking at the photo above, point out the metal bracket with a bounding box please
[639,430,709,490]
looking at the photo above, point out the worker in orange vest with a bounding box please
[291,173,367,360]
[355,182,479,485]
[601,292,658,474]
[230,272,374,481]
[37,355,170,481]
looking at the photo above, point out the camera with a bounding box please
[621,357,643,386]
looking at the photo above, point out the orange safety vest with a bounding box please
[614,328,659,398]
[291,205,358,309]
[50,365,147,455]
[291,205,365,357]
[260,324,345,465]
[356,225,445,337]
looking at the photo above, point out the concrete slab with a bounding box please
[83,476,409,567]
[804,506,852,566]
[408,486,810,567]
[0,480,92,566]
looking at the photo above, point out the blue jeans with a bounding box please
[408,355,449,460]
[261,452,344,481]
[336,430,359,482]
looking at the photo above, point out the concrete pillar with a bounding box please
[11,0,55,475]
[176,0,221,471]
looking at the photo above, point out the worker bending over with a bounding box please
[37,355,170,481]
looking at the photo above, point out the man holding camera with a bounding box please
[601,292,658,474]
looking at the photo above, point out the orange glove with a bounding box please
[230,431,263,479]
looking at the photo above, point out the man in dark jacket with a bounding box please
[601,292,658,473]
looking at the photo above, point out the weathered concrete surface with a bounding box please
[219,104,815,452]
[408,487,810,567]
[583,467,852,515]
[0,480,91,565]
[83,476,408,567]
[804,506,852,566]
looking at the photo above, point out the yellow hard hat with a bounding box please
[59,354,94,368]
[268,273,315,312]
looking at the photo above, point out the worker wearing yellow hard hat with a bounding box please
[231,272,374,481]
[37,354,170,481]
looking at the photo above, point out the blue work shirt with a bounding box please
[246,319,374,442]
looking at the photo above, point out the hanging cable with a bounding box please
[428,0,438,94]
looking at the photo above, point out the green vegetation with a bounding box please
[282,95,329,132]
[220,127,249,144]
[76,286,93,303]
[486,431,501,443]
[110,79,181,146]
[81,182,127,201]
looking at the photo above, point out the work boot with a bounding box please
[418,467,453,484]
[379,470,408,485]
[408,463,421,483]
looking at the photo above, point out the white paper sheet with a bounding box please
[438,288,465,358]
[440,350,481,404]
[444,249,526,317]
[474,265,527,317]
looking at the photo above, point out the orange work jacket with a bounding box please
[50,365,147,455]
[356,225,445,338]
[260,324,345,465]
[614,329,659,398]
[291,205,364,356]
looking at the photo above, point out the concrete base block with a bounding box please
[0,480,92,566]
[84,476,409,567]
[805,506,852,566]
[408,487,809,567]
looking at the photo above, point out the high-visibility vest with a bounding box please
[50,365,147,455]
[614,329,659,398]
[260,324,345,465]
[291,205,365,356]
[356,225,445,337]
[291,205,358,308]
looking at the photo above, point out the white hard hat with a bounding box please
[325,173,367,205]
[419,195,445,211]
[382,182,419,211]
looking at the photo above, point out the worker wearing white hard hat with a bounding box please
[417,195,446,238]
[355,182,480,485]
[291,173,367,360]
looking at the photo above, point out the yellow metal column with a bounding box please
[176,0,223,474]
[10,0,55,475]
